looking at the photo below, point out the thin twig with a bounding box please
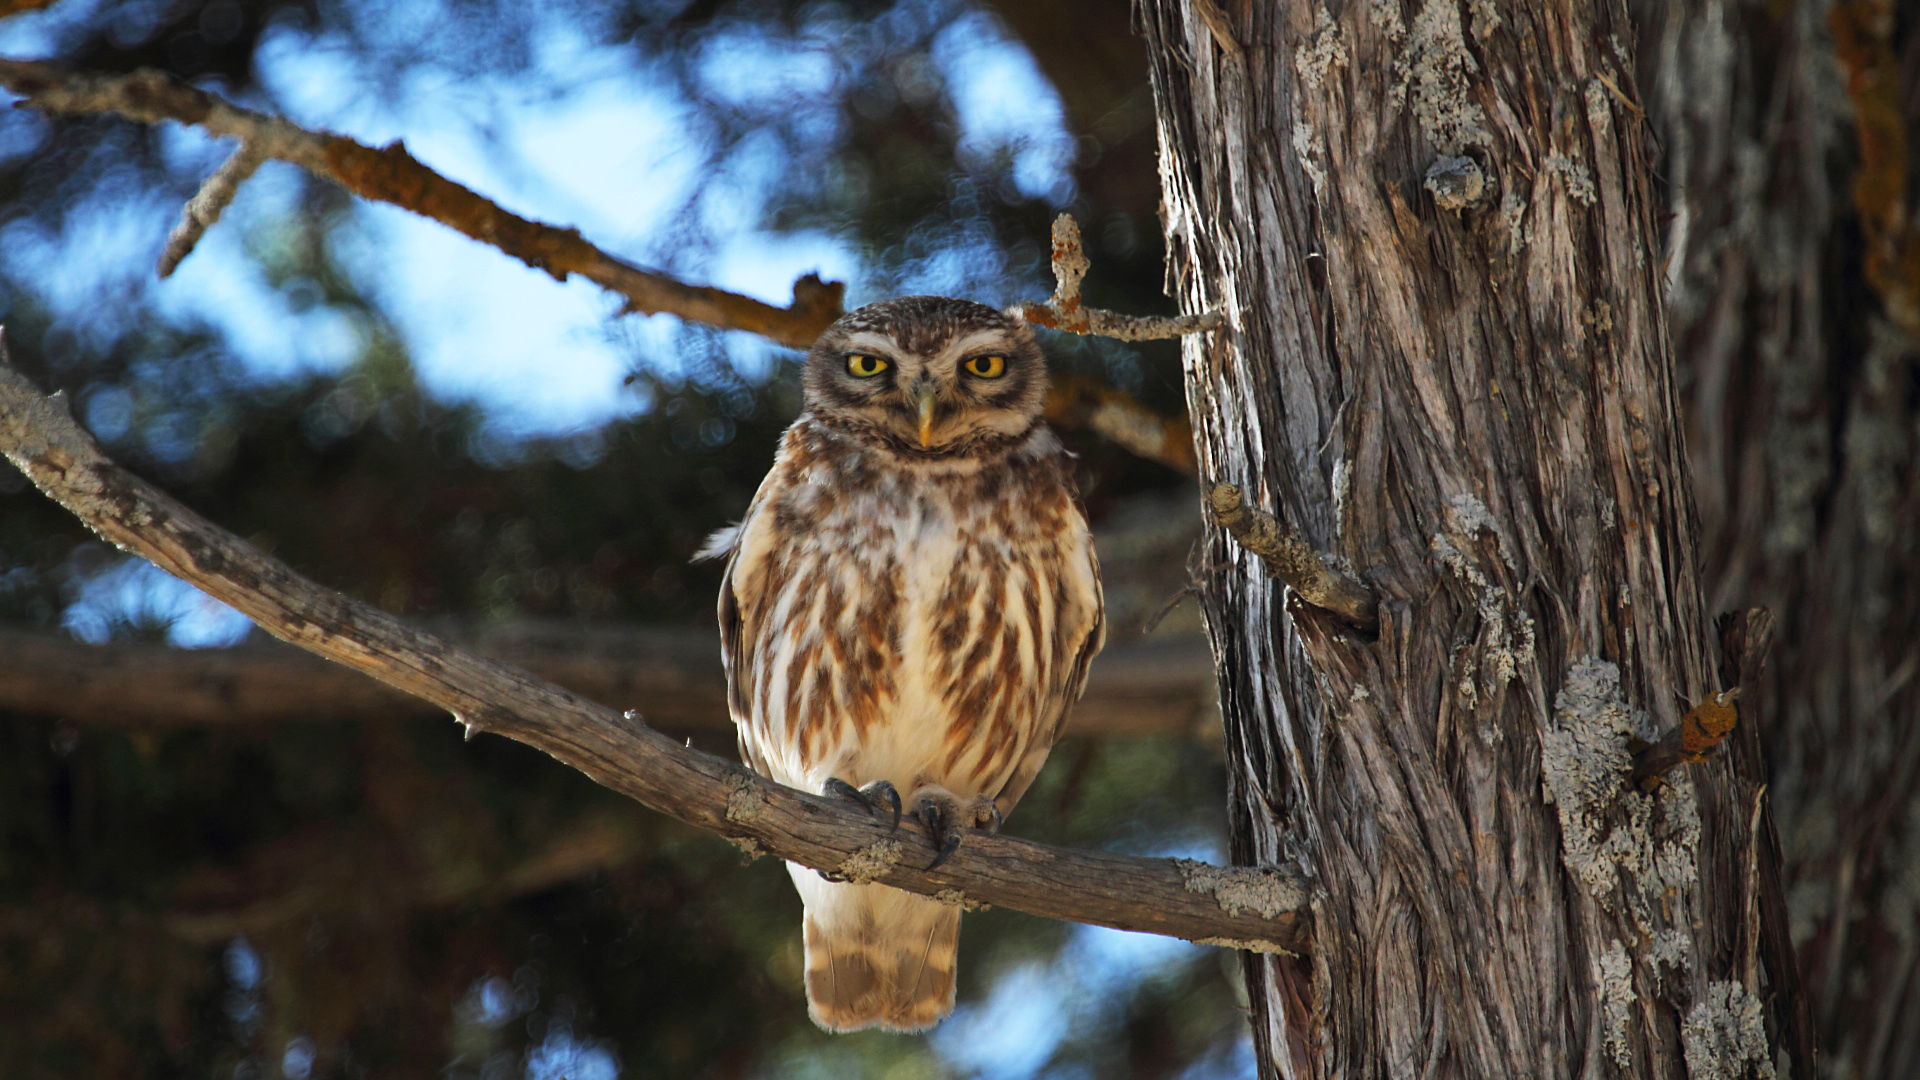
[1205,483,1377,631]
[0,341,1311,955]
[157,138,264,277]
[1018,215,1225,340]
[0,61,845,348]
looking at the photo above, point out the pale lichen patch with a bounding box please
[1597,939,1635,1068]
[724,773,767,824]
[1175,859,1309,919]
[727,835,764,862]
[1194,936,1296,955]
[1295,10,1350,90]
[1682,981,1776,1080]
[1501,187,1528,252]
[934,888,989,911]
[1367,0,1404,40]
[1393,0,1491,151]
[1430,495,1532,696]
[1546,154,1598,206]
[835,839,904,885]
[1543,659,1702,910]
[1585,78,1612,131]
[1292,122,1329,198]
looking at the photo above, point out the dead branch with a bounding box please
[1205,483,1376,631]
[157,139,264,277]
[0,620,1218,738]
[0,60,845,348]
[1018,215,1225,340]
[0,347,1309,955]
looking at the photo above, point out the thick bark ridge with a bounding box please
[1139,1,1799,1077]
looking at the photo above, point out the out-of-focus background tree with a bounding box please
[3,1,1918,1078]
[0,2,1244,1078]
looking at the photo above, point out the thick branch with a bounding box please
[0,351,1309,954]
[1205,484,1376,631]
[0,621,1218,738]
[0,60,845,348]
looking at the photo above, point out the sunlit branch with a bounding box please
[1018,214,1225,340]
[0,621,1219,739]
[0,344,1311,955]
[0,60,846,348]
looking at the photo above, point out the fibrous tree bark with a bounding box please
[1137,1,1806,1077]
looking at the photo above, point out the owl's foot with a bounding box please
[912,789,1000,871]
[824,777,902,832]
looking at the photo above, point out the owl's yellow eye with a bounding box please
[845,353,889,378]
[964,355,1007,379]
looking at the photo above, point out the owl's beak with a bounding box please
[916,385,937,448]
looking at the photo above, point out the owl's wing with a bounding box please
[992,538,1106,816]
[713,512,776,778]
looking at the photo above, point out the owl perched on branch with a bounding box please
[704,296,1105,1033]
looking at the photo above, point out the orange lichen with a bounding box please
[1678,689,1740,761]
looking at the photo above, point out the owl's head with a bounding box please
[801,296,1047,457]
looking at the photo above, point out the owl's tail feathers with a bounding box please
[799,884,960,1034]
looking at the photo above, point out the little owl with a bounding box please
[702,296,1105,1033]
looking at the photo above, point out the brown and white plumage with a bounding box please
[707,296,1104,1033]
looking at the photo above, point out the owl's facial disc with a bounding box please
[803,297,1049,455]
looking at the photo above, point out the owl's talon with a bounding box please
[915,795,965,870]
[926,831,962,871]
[824,777,903,832]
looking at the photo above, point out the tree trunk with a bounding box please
[1137,2,1807,1077]
[1638,0,1920,1074]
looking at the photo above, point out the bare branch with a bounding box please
[1044,374,1197,474]
[157,138,264,277]
[0,345,1309,955]
[1018,215,1225,340]
[0,621,1218,738]
[0,60,845,348]
[1205,483,1376,631]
